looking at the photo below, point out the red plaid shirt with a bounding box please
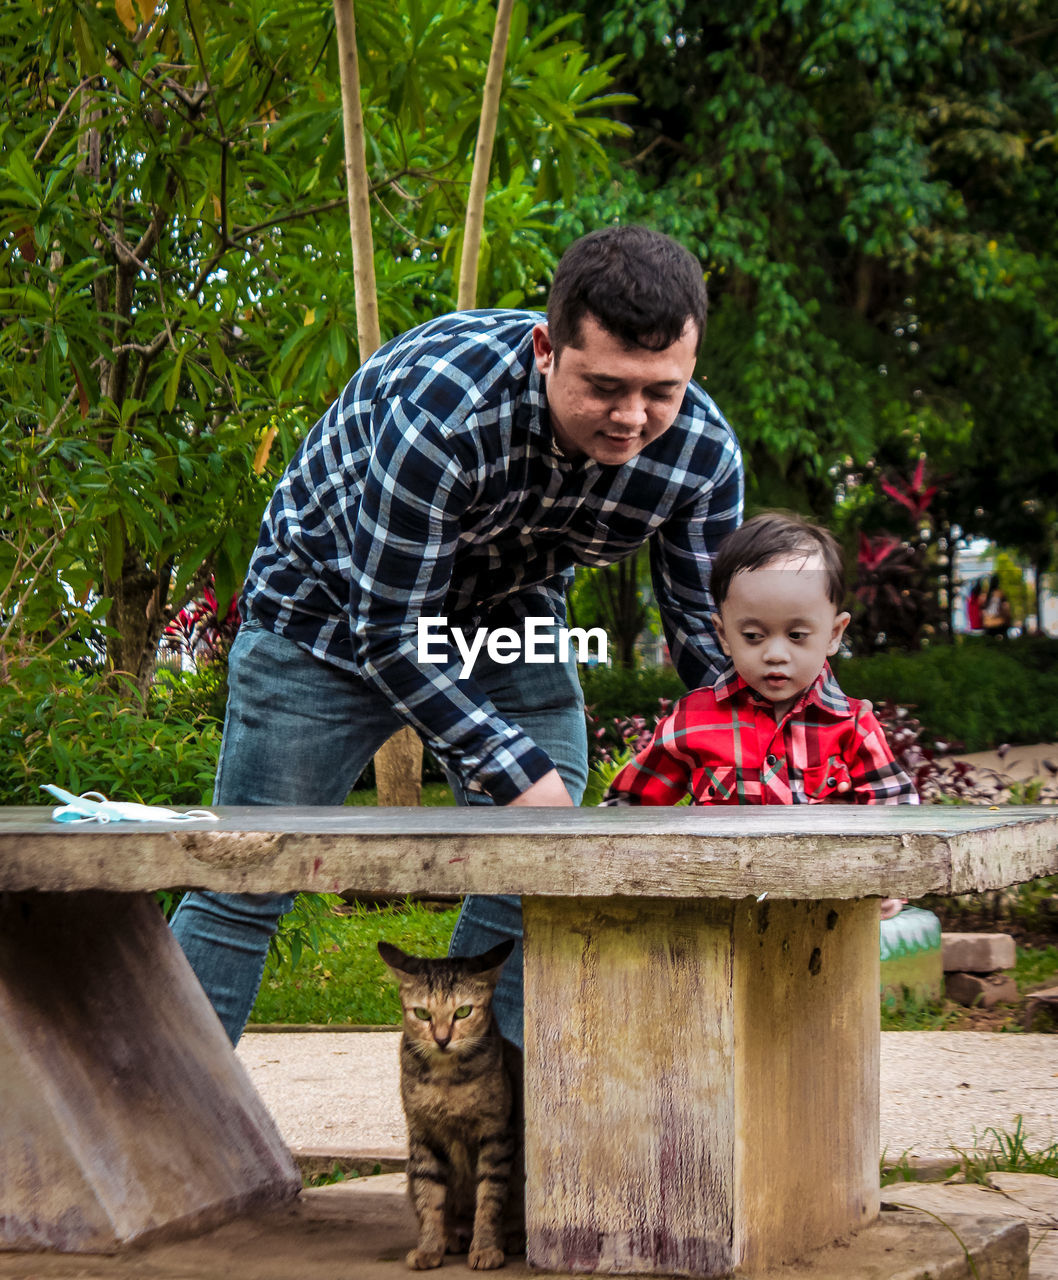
[603,663,918,806]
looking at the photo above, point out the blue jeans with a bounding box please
[170,619,587,1046]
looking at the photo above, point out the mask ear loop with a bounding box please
[42,785,218,824]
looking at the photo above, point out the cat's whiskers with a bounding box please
[377,939,523,1271]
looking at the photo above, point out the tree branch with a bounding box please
[182,0,225,138]
[34,75,99,162]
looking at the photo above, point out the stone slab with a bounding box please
[884,1174,1058,1279]
[3,804,1058,900]
[946,971,1020,1008]
[943,933,1018,974]
[0,1175,1034,1280]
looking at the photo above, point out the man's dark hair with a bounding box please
[710,513,847,610]
[546,225,708,357]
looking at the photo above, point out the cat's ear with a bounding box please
[462,938,516,976]
[378,940,424,976]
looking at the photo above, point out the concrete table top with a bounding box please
[2,803,1057,899]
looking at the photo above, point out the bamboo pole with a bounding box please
[333,0,421,805]
[457,0,516,308]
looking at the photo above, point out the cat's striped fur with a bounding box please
[378,939,524,1271]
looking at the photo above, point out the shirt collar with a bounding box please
[712,661,851,717]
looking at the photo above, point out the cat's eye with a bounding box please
[454,1005,472,1019]
[412,1008,431,1021]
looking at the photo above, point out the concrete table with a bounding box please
[2,804,1057,1273]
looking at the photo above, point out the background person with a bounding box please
[981,573,1012,637]
[966,577,987,632]
[170,225,744,1048]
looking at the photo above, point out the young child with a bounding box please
[604,513,918,821]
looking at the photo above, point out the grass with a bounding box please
[249,899,460,1026]
[880,991,965,1031]
[955,1116,1058,1183]
[347,782,455,806]
[1015,944,1058,994]
[879,944,1058,1032]
[883,1116,1058,1187]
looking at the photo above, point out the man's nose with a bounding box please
[610,395,648,428]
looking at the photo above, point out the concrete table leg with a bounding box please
[523,896,880,1276]
[0,891,300,1252]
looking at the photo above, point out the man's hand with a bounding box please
[508,769,574,807]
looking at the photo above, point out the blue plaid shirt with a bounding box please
[244,310,743,802]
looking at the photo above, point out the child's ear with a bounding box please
[711,612,731,656]
[827,610,851,656]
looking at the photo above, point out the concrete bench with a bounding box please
[2,804,1057,1275]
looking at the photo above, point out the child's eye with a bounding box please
[413,1008,431,1021]
[741,632,762,644]
[789,631,808,642]
[454,1005,473,1019]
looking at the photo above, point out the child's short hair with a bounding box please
[710,513,846,609]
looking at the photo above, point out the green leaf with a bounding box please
[163,346,186,413]
[104,513,125,584]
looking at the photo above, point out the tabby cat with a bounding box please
[377,939,524,1271]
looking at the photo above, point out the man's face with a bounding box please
[533,314,699,465]
[712,556,851,720]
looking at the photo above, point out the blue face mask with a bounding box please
[42,785,218,825]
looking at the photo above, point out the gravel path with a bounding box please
[237,1028,1058,1162]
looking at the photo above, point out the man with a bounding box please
[171,225,744,1046]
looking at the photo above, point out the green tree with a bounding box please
[540,0,1058,560]
[1,0,628,689]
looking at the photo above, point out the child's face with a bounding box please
[712,555,851,719]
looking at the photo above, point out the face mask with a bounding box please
[42,785,218,825]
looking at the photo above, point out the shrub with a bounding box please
[834,636,1058,751]
[1,655,222,806]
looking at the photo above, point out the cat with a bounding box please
[377,938,524,1272]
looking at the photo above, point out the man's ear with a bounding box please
[532,323,555,376]
[827,610,852,656]
[711,612,731,656]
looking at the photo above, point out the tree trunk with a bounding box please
[597,556,646,669]
[333,0,422,805]
[458,0,516,309]
[104,549,170,694]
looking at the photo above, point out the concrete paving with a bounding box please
[0,1173,1043,1279]
[3,1019,1057,1278]
[234,1027,1058,1167]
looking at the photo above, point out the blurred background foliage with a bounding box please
[3,0,1057,809]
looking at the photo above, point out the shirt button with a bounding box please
[707,786,716,796]
[827,777,838,788]
[765,754,777,766]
